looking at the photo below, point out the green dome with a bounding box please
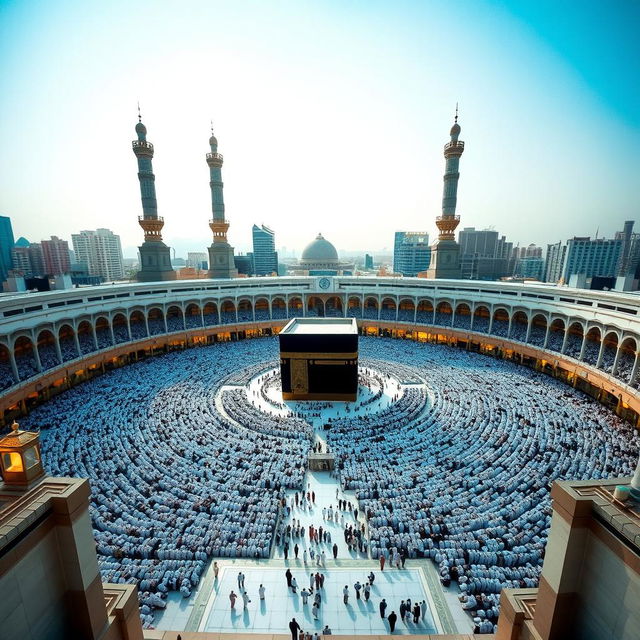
[301,233,338,263]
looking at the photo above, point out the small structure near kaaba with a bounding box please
[279,317,358,401]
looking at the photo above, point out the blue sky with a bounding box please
[1,0,638,258]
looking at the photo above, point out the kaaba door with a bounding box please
[291,359,309,394]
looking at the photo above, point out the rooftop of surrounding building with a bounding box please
[280,317,358,335]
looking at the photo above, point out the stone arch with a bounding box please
[112,313,130,344]
[14,335,37,380]
[37,328,60,370]
[325,296,343,318]
[546,318,566,352]
[95,316,113,349]
[509,310,529,342]
[583,326,602,365]
[453,303,472,329]
[254,298,270,321]
[147,307,166,335]
[203,301,219,326]
[564,321,585,358]
[435,301,453,327]
[491,308,510,337]
[416,299,434,324]
[58,323,79,361]
[528,313,548,347]
[363,296,379,320]
[220,300,237,324]
[397,298,415,322]
[0,343,15,390]
[307,296,325,318]
[130,310,148,340]
[347,296,362,319]
[380,297,397,322]
[616,336,637,383]
[237,299,253,323]
[185,303,203,329]
[166,305,185,332]
[77,319,97,354]
[599,331,619,373]
[287,297,302,318]
[472,305,491,333]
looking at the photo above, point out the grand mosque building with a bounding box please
[0,114,638,640]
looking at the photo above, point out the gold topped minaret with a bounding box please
[426,107,465,279]
[206,124,237,278]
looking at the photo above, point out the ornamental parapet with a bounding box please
[444,140,465,152]
[132,140,154,153]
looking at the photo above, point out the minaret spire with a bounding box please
[131,113,176,281]
[425,109,465,279]
[206,126,237,278]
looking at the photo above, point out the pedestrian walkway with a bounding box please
[199,565,438,635]
[274,471,367,561]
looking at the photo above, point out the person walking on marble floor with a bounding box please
[343,585,349,604]
[289,618,300,640]
[379,598,387,618]
[286,568,293,588]
[388,611,397,632]
[291,576,298,593]
[301,588,309,605]
[380,554,386,571]
[259,584,265,600]
[332,543,338,559]
[229,590,237,609]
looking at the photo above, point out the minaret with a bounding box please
[426,107,465,279]
[132,109,175,281]
[206,125,237,278]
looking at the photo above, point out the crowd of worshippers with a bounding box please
[325,338,640,627]
[17,335,640,628]
[25,339,307,628]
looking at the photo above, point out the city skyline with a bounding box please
[1,0,638,258]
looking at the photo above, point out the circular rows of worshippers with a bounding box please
[20,336,639,628]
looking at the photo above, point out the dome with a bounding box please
[301,233,339,263]
[450,122,461,136]
[135,121,147,137]
[209,134,218,146]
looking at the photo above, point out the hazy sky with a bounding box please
[1,0,638,258]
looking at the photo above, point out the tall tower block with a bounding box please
[132,114,176,282]
[206,128,237,278]
[426,110,465,279]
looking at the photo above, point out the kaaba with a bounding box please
[279,318,358,401]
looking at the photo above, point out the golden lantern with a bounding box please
[0,421,45,487]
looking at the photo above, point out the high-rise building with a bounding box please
[71,229,124,281]
[132,112,176,282]
[206,126,237,278]
[0,216,15,282]
[186,252,208,270]
[545,236,622,284]
[252,224,277,276]
[41,236,71,275]
[514,255,545,280]
[393,232,430,276]
[234,254,254,276]
[458,228,515,280]
[616,220,640,277]
[426,109,464,279]
[364,254,374,270]
[11,240,45,278]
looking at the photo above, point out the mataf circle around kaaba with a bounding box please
[23,336,639,633]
